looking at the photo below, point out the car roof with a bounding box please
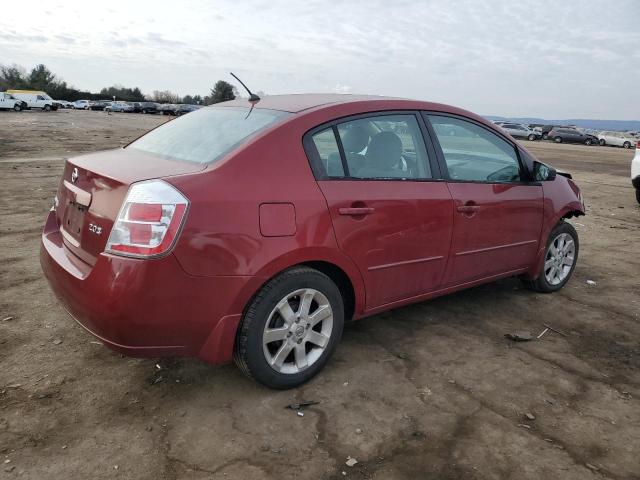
[216,93,426,113]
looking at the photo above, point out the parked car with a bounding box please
[158,103,177,115]
[105,101,134,113]
[0,92,27,111]
[40,94,585,389]
[597,131,637,149]
[540,124,568,140]
[632,140,640,204]
[131,101,159,114]
[175,104,202,115]
[6,90,57,111]
[54,100,73,109]
[73,100,91,110]
[87,100,110,111]
[499,123,538,141]
[576,128,599,137]
[547,128,598,145]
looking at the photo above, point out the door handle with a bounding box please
[338,207,375,216]
[456,205,480,213]
[457,201,480,216]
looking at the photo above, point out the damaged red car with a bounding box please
[41,94,585,388]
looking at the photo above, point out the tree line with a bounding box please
[0,63,238,105]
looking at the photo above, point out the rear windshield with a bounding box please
[128,106,290,165]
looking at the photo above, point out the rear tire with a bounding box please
[542,133,548,140]
[528,134,536,141]
[599,139,606,146]
[234,267,344,389]
[585,138,592,146]
[522,221,579,293]
[623,141,631,149]
[554,136,563,143]
[636,188,640,205]
[13,104,21,111]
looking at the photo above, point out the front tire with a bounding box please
[585,138,592,146]
[528,134,536,141]
[522,221,579,293]
[554,136,563,143]
[43,104,51,111]
[13,104,21,111]
[636,188,640,205]
[234,267,344,389]
[599,139,606,146]
[623,141,631,149]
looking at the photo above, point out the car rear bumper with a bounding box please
[40,210,255,363]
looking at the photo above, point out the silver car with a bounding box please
[499,123,538,141]
[597,131,637,149]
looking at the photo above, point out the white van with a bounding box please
[6,90,56,111]
[0,92,26,111]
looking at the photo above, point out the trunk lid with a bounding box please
[55,148,204,265]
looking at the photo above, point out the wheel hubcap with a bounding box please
[262,288,333,374]
[544,233,575,285]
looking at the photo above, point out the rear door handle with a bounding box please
[338,207,375,216]
[456,205,480,213]
[457,201,480,216]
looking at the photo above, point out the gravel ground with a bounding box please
[0,110,638,479]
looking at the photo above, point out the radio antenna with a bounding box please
[230,72,260,102]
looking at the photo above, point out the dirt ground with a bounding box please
[1,110,638,480]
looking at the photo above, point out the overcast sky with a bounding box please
[1,0,638,119]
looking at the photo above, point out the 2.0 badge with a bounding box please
[88,223,102,235]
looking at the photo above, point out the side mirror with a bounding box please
[533,161,556,181]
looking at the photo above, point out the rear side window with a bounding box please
[310,128,345,177]
[308,114,431,180]
[128,107,290,165]
[428,115,521,183]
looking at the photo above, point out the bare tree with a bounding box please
[149,90,181,103]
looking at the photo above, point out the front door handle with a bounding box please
[339,207,375,216]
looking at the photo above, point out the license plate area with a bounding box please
[62,201,86,243]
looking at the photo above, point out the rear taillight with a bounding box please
[105,180,188,258]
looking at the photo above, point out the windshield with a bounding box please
[128,107,290,165]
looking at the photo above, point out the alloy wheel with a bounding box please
[262,288,333,374]
[544,233,575,286]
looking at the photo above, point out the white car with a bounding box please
[598,131,637,149]
[73,99,91,109]
[0,92,26,111]
[6,90,56,111]
[632,140,640,204]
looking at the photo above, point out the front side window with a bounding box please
[128,107,289,165]
[428,115,521,183]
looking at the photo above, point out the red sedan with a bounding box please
[41,94,585,388]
